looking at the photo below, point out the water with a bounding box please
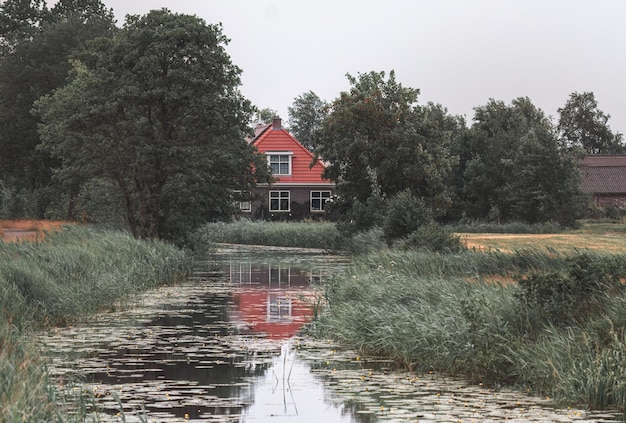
[40,245,623,422]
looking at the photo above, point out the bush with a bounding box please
[382,190,433,244]
[396,222,462,252]
[514,254,626,330]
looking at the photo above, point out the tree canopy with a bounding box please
[0,0,115,216]
[557,91,625,154]
[450,97,587,226]
[36,9,270,239]
[315,71,461,235]
[287,91,328,151]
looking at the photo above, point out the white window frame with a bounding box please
[269,190,290,212]
[267,152,293,176]
[233,190,252,212]
[310,190,332,212]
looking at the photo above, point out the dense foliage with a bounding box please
[0,0,116,217]
[36,9,270,240]
[314,71,462,244]
[1,0,624,244]
[449,97,588,226]
[558,91,625,154]
[287,91,329,151]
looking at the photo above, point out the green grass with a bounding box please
[317,249,626,416]
[191,220,338,249]
[0,225,191,420]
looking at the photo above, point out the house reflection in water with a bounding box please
[227,260,324,339]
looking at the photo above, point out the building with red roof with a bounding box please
[580,155,626,207]
[237,117,334,218]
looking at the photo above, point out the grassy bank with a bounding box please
[0,225,191,421]
[192,220,387,253]
[191,220,341,249]
[318,249,626,415]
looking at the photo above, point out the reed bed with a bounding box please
[192,220,388,254]
[192,220,342,250]
[0,225,191,420]
[0,225,191,328]
[318,249,626,416]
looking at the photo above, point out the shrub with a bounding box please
[514,254,626,330]
[381,190,433,244]
[396,222,463,252]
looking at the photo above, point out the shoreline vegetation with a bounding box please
[195,219,626,417]
[0,224,191,421]
[2,219,626,419]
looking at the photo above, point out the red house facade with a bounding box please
[239,117,334,219]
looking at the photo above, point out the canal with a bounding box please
[40,245,622,422]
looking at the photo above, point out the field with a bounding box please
[461,222,626,254]
[0,219,69,242]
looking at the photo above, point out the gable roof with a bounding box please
[581,155,626,194]
[252,118,332,185]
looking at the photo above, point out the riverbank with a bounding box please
[0,225,191,421]
[316,250,626,417]
[192,220,626,416]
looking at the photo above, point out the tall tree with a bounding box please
[0,0,115,216]
[287,91,328,150]
[0,0,48,56]
[450,97,587,226]
[557,91,624,154]
[36,9,270,239]
[316,71,460,233]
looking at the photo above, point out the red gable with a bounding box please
[252,118,332,185]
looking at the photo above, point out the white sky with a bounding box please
[70,0,626,133]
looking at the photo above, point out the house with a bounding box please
[227,259,323,339]
[238,117,334,219]
[580,155,626,207]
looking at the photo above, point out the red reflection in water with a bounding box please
[228,261,320,339]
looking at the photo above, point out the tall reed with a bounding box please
[0,319,57,422]
[192,220,344,250]
[0,225,191,328]
[0,225,191,420]
[318,249,626,414]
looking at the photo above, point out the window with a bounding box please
[268,154,292,175]
[267,293,291,321]
[233,190,251,212]
[269,190,290,212]
[310,191,331,211]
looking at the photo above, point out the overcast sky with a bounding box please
[77,1,626,133]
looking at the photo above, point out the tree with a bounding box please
[0,0,48,56]
[287,91,328,150]
[36,9,270,240]
[450,97,587,226]
[0,0,115,216]
[253,107,277,124]
[557,91,625,154]
[315,70,460,235]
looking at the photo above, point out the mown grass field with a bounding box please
[461,221,626,254]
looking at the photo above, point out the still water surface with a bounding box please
[41,245,622,422]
